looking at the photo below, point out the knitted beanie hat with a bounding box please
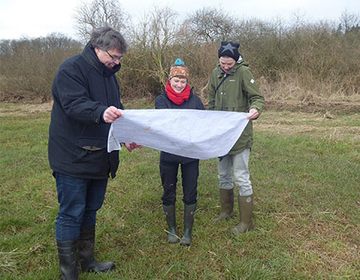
[218,41,240,61]
[169,58,189,80]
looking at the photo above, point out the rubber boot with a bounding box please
[57,239,79,280]
[163,204,179,243]
[180,203,196,246]
[230,195,254,233]
[214,188,234,222]
[78,226,115,273]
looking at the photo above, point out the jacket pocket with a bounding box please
[72,137,109,176]
[73,137,106,163]
[76,137,107,149]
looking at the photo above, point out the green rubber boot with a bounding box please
[180,203,196,246]
[230,195,254,233]
[163,205,179,244]
[214,188,234,222]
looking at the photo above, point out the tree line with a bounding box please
[0,2,359,103]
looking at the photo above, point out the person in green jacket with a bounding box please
[208,41,265,233]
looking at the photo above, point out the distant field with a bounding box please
[0,102,359,279]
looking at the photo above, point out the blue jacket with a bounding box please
[48,45,123,179]
[155,87,205,163]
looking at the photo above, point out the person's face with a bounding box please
[219,57,236,72]
[170,77,187,93]
[95,47,123,69]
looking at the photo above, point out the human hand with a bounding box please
[124,142,142,152]
[103,106,123,123]
[248,109,259,120]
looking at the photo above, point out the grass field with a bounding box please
[0,102,359,279]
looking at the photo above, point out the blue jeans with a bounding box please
[54,172,108,241]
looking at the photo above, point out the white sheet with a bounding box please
[107,109,249,160]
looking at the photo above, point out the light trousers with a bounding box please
[217,148,253,196]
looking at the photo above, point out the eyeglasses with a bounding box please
[105,50,123,62]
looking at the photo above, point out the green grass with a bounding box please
[0,106,359,279]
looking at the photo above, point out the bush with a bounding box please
[0,33,82,102]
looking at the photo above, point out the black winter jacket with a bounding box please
[155,88,205,163]
[48,45,123,179]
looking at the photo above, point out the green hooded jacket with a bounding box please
[208,59,265,155]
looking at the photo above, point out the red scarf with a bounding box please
[165,81,191,105]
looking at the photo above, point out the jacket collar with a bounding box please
[81,45,121,77]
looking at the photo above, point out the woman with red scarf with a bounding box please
[155,59,204,246]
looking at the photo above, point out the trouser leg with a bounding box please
[233,149,253,196]
[181,160,199,205]
[55,173,87,241]
[160,161,178,206]
[55,173,108,241]
[231,149,254,233]
[217,155,234,190]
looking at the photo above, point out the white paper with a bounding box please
[107,109,249,160]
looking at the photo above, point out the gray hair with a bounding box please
[87,24,127,53]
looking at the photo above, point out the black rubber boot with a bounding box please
[57,239,79,280]
[180,203,196,246]
[214,188,235,222]
[78,226,115,273]
[163,204,179,243]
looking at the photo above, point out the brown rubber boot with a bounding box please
[230,195,254,233]
[214,188,234,222]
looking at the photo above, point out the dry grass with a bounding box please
[254,111,360,142]
[272,213,359,276]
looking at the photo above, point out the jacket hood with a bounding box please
[81,45,121,77]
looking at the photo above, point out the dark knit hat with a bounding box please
[218,41,240,61]
[169,58,189,80]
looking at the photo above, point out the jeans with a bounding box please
[54,172,107,241]
[217,148,253,196]
[160,159,199,206]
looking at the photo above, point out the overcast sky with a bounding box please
[1,0,359,40]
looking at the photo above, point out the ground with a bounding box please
[1,99,359,143]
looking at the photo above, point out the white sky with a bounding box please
[0,0,359,40]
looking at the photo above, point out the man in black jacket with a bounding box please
[49,25,140,279]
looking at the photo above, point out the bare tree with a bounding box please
[339,10,360,33]
[184,7,238,43]
[73,0,128,43]
[126,6,179,90]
